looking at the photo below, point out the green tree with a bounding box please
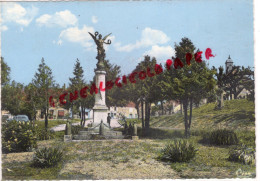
[24,83,38,122]
[32,58,55,130]
[1,57,11,86]
[1,81,25,115]
[68,59,94,126]
[103,60,127,107]
[163,38,216,137]
[69,59,84,120]
[224,66,254,99]
[132,56,161,133]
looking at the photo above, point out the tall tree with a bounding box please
[163,38,216,137]
[223,66,254,99]
[69,59,84,121]
[1,57,11,86]
[68,59,94,126]
[1,81,25,115]
[132,56,161,134]
[103,60,127,107]
[32,58,55,130]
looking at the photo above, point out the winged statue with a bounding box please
[88,31,112,62]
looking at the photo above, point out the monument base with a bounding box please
[93,105,108,126]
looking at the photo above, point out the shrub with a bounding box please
[159,139,197,162]
[34,127,55,140]
[228,145,255,165]
[32,147,63,168]
[202,129,239,145]
[71,125,83,135]
[2,120,37,153]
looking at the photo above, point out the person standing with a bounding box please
[107,113,111,128]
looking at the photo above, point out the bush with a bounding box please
[2,120,37,153]
[202,129,239,145]
[159,139,197,162]
[34,127,55,140]
[228,145,255,165]
[32,147,63,168]
[71,125,83,135]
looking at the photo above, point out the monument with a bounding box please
[89,31,111,127]
[71,31,124,140]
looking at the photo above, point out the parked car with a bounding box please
[11,115,30,122]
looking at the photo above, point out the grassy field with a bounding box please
[149,99,255,130]
[2,129,255,179]
[1,99,255,179]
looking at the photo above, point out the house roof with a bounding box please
[126,102,136,108]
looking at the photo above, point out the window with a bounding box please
[58,110,64,119]
[49,110,54,119]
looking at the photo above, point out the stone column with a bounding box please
[92,70,108,127]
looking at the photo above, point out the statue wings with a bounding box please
[102,33,112,40]
[88,32,96,41]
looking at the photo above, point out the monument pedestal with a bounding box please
[93,105,109,127]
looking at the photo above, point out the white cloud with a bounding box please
[0,25,8,31]
[36,10,78,28]
[2,2,38,27]
[114,27,170,52]
[59,25,95,50]
[91,16,98,24]
[142,45,175,62]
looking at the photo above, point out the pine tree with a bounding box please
[32,58,55,130]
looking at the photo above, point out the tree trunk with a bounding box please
[141,100,144,130]
[180,101,183,115]
[83,106,86,127]
[71,103,74,120]
[144,101,150,136]
[161,100,164,115]
[183,99,189,138]
[136,102,140,120]
[44,108,48,130]
[188,98,193,137]
[80,106,83,126]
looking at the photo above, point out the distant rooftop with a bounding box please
[226,55,233,63]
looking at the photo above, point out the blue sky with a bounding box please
[1,0,254,86]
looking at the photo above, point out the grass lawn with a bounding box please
[150,99,255,130]
[2,128,255,180]
[2,99,255,179]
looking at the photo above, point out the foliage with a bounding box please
[1,57,11,86]
[159,139,197,162]
[202,129,239,145]
[71,125,83,135]
[2,120,37,153]
[102,59,127,107]
[67,59,90,126]
[1,81,25,115]
[162,37,216,137]
[32,58,56,129]
[34,128,55,140]
[228,145,255,165]
[32,147,63,168]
